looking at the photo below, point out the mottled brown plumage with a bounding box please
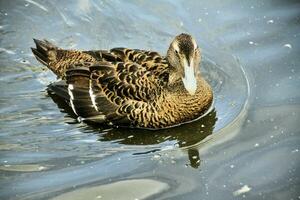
[31,33,213,129]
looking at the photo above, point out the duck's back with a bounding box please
[31,39,168,79]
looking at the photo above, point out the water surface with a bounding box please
[0,0,299,199]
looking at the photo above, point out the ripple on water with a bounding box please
[0,164,50,172]
[50,179,169,200]
[0,1,252,199]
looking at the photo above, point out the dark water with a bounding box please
[0,0,299,199]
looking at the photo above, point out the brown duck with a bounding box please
[31,33,213,129]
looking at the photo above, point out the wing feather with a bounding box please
[46,47,170,126]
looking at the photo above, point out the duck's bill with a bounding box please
[182,63,197,95]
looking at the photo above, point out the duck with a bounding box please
[31,33,213,129]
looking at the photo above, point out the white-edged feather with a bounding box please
[89,80,99,111]
[68,84,78,115]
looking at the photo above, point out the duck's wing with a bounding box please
[84,48,169,73]
[63,60,167,125]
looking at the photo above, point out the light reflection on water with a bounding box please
[0,0,299,199]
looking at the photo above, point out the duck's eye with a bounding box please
[175,49,179,54]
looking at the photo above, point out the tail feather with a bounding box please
[31,38,57,66]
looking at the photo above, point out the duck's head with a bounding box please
[167,33,201,95]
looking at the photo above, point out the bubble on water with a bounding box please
[292,149,298,153]
[233,185,251,196]
[38,166,46,170]
[249,41,254,45]
[179,21,184,27]
[198,18,202,22]
[230,101,236,107]
[254,143,259,147]
[19,59,31,64]
[275,83,280,87]
[230,164,235,168]
[267,19,274,24]
[283,44,292,49]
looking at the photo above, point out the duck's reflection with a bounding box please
[188,148,201,168]
[48,91,217,168]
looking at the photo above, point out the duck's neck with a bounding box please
[161,77,212,123]
[167,73,201,94]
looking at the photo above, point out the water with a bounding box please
[0,0,299,199]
